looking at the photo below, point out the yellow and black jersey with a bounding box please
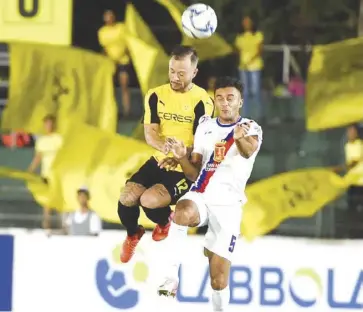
[143,83,214,168]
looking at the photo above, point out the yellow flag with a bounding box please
[0,166,50,207]
[2,42,117,134]
[125,4,170,141]
[241,168,356,240]
[306,37,363,131]
[0,0,72,45]
[156,0,232,60]
[48,121,157,228]
[125,4,169,96]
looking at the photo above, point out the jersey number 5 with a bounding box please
[228,235,237,253]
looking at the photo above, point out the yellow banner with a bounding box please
[156,0,232,60]
[241,168,358,240]
[306,37,363,131]
[47,121,156,228]
[125,4,169,96]
[125,4,170,141]
[0,166,50,207]
[2,42,117,134]
[0,162,359,237]
[0,0,72,45]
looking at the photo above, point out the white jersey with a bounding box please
[190,115,262,205]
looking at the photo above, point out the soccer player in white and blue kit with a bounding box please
[157,76,262,311]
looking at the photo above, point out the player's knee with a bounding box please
[140,191,159,209]
[140,185,171,209]
[174,201,199,226]
[211,275,229,291]
[119,182,144,207]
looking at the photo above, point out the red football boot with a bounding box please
[152,212,174,241]
[120,225,145,263]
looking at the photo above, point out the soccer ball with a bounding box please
[181,3,218,39]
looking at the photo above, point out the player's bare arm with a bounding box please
[144,124,169,155]
[179,153,203,181]
[234,122,259,158]
[28,152,42,172]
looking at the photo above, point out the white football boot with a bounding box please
[157,277,179,298]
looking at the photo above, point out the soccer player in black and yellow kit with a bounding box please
[118,45,214,263]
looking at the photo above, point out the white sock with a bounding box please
[164,221,188,279]
[211,287,230,311]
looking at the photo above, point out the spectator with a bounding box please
[65,187,102,236]
[28,115,62,231]
[207,76,216,99]
[98,10,131,118]
[345,125,363,212]
[234,16,264,118]
[207,76,218,117]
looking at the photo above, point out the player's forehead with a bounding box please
[169,57,193,72]
[215,87,240,97]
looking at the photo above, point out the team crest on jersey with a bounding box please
[214,141,226,162]
[199,115,210,124]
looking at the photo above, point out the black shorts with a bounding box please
[128,157,192,205]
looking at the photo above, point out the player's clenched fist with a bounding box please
[233,122,251,140]
[165,137,187,160]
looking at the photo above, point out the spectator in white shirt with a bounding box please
[65,187,102,236]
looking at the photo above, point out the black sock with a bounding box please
[142,206,171,226]
[117,201,140,236]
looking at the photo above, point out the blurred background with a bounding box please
[1,0,363,311]
[1,0,362,238]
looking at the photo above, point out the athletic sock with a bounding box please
[211,286,230,311]
[142,206,171,226]
[164,221,188,279]
[117,201,140,236]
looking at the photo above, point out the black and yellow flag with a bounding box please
[2,42,117,134]
[125,4,169,96]
[156,0,232,60]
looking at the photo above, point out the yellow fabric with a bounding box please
[0,167,50,208]
[235,31,264,71]
[2,42,117,134]
[46,121,155,229]
[207,90,219,117]
[306,37,363,131]
[156,0,232,60]
[125,4,173,141]
[0,164,360,236]
[0,0,72,45]
[35,133,63,178]
[345,139,363,185]
[98,23,130,65]
[241,168,360,241]
[143,84,214,171]
[125,4,169,96]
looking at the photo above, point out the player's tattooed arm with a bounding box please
[144,124,170,155]
[234,123,260,158]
